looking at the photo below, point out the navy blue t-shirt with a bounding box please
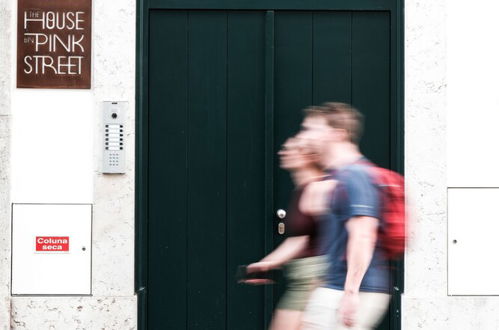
[321,161,391,293]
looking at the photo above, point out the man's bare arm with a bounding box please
[344,216,379,294]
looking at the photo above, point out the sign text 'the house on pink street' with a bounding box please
[17,0,92,89]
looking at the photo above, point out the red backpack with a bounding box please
[362,162,407,260]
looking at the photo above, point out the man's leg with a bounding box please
[334,292,391,330]
[301,287,343,329]
[355,292,391,330]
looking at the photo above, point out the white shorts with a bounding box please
[301,287,390,330]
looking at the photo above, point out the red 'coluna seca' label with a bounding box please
[35,236,69,251]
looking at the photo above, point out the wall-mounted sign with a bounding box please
[35,236,70,252]
[17,0,92,89]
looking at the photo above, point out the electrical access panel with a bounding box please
[448,188,499,295]
[11,203,92,295]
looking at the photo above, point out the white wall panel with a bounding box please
[11,204,92,295]
[448,188,499,295]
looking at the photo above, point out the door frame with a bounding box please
[136,1,405,329]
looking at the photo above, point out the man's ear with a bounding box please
[333,128,349,142]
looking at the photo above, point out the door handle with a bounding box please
[276,209,286,219]
[276,209,286,235]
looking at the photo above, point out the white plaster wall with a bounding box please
[0,0,12,328]
[447,1,499,188]
[5,0,137,328]
[404,0,499,329]
[11,90,94,203]
[11,297,136,329]
[403,0,448,326]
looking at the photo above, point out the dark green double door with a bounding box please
[144,7,401,330]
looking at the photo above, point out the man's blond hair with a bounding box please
[304,102,364,145]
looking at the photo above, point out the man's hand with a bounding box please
[338,291,360,328]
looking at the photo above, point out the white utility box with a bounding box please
[11,204,92,295]
[448,188,499,295]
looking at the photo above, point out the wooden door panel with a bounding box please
[312,12,352,105]
[148,10,189,329]
[226,11,267,330]
[352,12,391,168]
[186,11,229,329]
[148,10,268,330]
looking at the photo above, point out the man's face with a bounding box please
[297,116,334,157]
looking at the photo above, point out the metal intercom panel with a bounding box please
[103,102,126,174]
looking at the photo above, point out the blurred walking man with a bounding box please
[299,103,391,330]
